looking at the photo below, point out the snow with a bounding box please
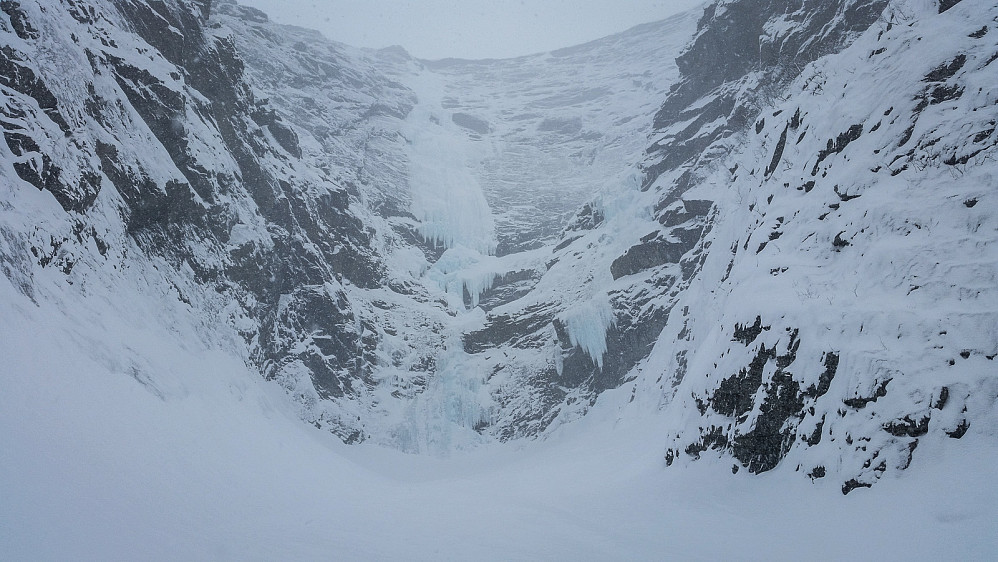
[1,264,995,560]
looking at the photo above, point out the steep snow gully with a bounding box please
[2,0,997,558]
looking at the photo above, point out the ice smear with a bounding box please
[390,310,493,454]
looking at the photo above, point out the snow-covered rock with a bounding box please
[640,0,998,491]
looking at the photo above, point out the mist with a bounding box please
[236,0,706,60]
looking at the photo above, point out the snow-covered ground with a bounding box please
[2,269,996,560]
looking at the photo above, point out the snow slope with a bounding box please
[2,268,996,560]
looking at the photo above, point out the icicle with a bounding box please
[560,295,616,369]
[425,246,501,309]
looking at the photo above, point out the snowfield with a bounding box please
[1,271,996,560]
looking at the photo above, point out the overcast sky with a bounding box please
[236,0,706,60]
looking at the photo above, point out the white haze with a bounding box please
[236,0,707,60]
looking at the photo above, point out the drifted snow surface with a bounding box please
[1,273,996,560]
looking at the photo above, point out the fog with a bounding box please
[236,0,705,60]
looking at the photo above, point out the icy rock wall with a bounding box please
[641,0,998,491]
[455,0,896,441]
[0,0,416,443]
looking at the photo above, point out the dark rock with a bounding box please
[471,269,541,311]
[934,387,950,410]
[463,303,556,353]
[564,202,604,232]
[712,344,774,418]
[590,297,672,392]
[811,124,864,176]
[924,54,967,82]
[929,84,963,105]
[938,0,962,13]
[552,236,581,253]
[0,112,100,213]
[834,185,862,201]
[972,127,995,143]
[0,1,39,40]
[947,419,970,439]
[252,104,302,158]
[842,479,872,494]
[114,0,207,67]
[883,415,931,437]
[805,416,825,445]
[731,334,803,473]
[683,200,714,216]
[765,124,789,176]
[261,284,370,400]
[805,352,838,398]
[451,112,491,135]
[656,199,713,228]
[644,0,886,187]
[0,46,70,133]
[610,236,691,279]
[733,316,769,346]
[685,426,729,459]
[843,378,891,408]
[790,108,803,129]
[665,449,677,466]
[969,26,988,38]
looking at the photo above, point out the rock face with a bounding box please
[211,2,707,447]
[1,0,396,441]
[645,0,998,492]
[645,0,889,183]
[1,0,995,488]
